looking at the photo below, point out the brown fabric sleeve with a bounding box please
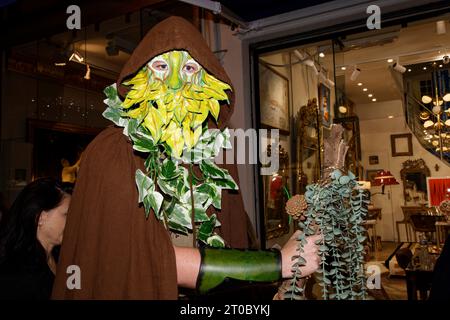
[51,127,177,299]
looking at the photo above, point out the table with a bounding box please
[436,220,450,248]
[368,207,382,220]
[405,244,440,300]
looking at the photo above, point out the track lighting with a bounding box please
[326,78,335,88]
[350,66,361,81]
[436,20,447,34]
[392,62,406,73]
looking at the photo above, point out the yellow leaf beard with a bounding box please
[122,68,232,158]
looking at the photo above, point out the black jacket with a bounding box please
[430,235,450,300]
[0,255,54,300]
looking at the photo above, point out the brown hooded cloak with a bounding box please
[52,16,250,300]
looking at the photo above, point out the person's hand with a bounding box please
[280,230,321,278]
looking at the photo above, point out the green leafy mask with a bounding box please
[121,50,231,158]
[102,50,238,248]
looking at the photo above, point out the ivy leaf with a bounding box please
[194,206,210,222]
[200,160,227,179]
[167,203,192,229]
[143,191,164,219]
[221,128,232,149]
[133,138,156,153]
[198,214,217,243]
[160,159,180,180]
[210,178,238,190]
[135,169,154,203]
[206,234,225,248]
[104,84,118,101]
[200,160,238,191]
[197,183,220,205]
[127,118,139,138]
[103,106,121,125]
[167,220,188,235]
[157,178,177,197]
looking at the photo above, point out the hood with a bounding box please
[117,16,234,130]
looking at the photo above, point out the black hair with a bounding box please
[0,178,70,268]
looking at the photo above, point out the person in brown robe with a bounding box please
[52,16,319,300]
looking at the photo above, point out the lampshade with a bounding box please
[372,170,399,186]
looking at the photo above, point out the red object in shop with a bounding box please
[270,175,283,200]
[372,170,399,194]
[428,178,450,206]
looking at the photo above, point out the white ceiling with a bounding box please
[336,16,450,105]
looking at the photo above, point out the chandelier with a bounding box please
[420,70,450,159]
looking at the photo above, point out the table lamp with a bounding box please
[371,170,399,195]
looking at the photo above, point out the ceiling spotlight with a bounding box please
[363,88,368,92]
[341,66,347,71]
[69,51,84,63]
[357,82,363,86]
[423,66,427,70]
[319,52,325,58]
[351,67,361,81]
[393,62,406,73]
[408,69,412,72]
[439,64,443,68]
[387,58,394,63]
[368,94,373,97]
[372,98,377,102]
[388,115,394,119]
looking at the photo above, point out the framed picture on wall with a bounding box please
[319,83,331,128]
[369,155,379,165]
[391,133,413,157]
[258,61,290,134]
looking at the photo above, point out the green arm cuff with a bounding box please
[196,247,282,294]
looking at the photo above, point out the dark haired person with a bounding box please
[0,178,71,299]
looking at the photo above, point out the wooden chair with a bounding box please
[409,214,438,243]
[399,207,427,242]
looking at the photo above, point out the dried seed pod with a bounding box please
[286,194,308,220]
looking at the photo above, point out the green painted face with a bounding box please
[148,51,202,89]
[121,50,231,157]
